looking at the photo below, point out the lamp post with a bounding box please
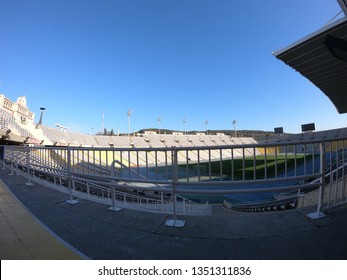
[127,109,132,137]
[205,120,209,135]
[232,119,237,137]
[183,118,187,135]
[38,107,46,125]
[157,116,162,134]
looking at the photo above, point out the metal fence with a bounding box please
[1,136,347,221]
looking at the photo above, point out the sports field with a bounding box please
[199,154,313,180]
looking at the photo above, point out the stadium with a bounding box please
[1,0,347,260]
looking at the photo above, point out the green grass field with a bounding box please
[198,154,312,180]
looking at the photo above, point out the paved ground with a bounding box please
[0,168,347,260]
[0,178,85,259]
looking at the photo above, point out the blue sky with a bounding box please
[0,0,346,134]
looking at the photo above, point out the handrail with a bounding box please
[2,135,347,218]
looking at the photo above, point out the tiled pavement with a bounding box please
[0,179,85,259]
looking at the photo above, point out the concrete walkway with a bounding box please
[0,179,86,259]
[0,168,347,260]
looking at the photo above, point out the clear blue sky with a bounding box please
[0,0,345,134]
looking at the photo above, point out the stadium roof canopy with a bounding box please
[274,13,347,113]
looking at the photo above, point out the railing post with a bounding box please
[108,185,121,212]
[9,146,15,176]
[87,182,90,196]
[25,146,33,186]
[2,145,6,170]
[307,142,326,219]
[66,147,78,205]
[165,147,185,227]
[15,147,19,175]
[108,160,122,212]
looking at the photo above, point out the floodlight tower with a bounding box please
[127,109,133,137]
[102,111,105,132]
[38,107,46,125]
[157,116,162,134]
[183,118,187,135]
[232,119,237,137]
[205,120,209,135]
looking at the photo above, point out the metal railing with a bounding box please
[1,136,347,221]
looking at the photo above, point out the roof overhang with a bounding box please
[274,17,347,113]
[338,0,347,16]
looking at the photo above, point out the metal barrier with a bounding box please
[1,136,347,226]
